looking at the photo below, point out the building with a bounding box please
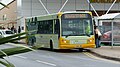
[0,0,17,29]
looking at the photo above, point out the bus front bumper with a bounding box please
[60,44,95,49]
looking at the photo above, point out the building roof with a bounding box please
[97,13,120,20]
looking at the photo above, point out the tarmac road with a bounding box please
[4,49,120,67]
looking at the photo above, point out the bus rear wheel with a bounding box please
[78,48,83,52]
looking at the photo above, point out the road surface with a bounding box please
[4,49,120,67]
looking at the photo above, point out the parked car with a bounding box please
[102,31,111,40]
[0,29,14,38]
[101,30,120,44]
[0,35,2,38]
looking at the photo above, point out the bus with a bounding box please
[25,11,95,50]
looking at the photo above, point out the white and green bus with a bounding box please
[25,11,95,50]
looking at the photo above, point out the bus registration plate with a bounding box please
[70,40,86,44]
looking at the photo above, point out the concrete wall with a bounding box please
[21,0,89,17]
[20,0,120,17]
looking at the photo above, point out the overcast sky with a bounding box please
[0,0,13,9]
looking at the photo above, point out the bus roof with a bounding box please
[25,11,92,22]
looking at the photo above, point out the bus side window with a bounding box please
[38,20,53,34]
[48,20,53,34]
[54,19,60,34]
[45,20,53,34]
[38,21,44,34]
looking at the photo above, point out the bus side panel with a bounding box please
[35,34,59,49]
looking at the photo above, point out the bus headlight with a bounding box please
[88,40,92,42]
[89,40,92,42]
[62,40,67,43]
[59,37,70,44]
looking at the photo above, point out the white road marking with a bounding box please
[36,60,57,66]
[13,55,27,59]
[13,55,57,66]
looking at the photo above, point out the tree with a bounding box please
[0,31,38,67]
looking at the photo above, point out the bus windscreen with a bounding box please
[61,13,93,36]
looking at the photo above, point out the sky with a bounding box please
[0,0,13,9]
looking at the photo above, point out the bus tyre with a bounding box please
[78,48,83,52]
[50,40,53,51]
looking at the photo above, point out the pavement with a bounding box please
[89,46,120,62]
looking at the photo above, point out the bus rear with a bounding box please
[59,12,95,49]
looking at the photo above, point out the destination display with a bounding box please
[63,14,90,19]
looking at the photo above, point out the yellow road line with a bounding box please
[83,52,120,64]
